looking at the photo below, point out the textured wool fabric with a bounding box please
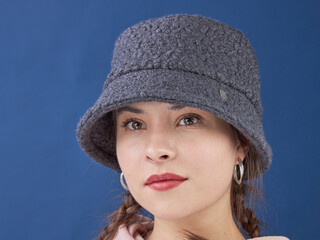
[76,14,272,177]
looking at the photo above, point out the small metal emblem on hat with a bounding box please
[219,89,227,101]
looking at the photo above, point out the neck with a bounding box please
[146,190,245,240]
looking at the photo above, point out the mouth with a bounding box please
[145,173,188,191]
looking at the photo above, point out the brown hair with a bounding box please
[97,111,265,240]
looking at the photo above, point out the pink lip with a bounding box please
[145,173,187,191]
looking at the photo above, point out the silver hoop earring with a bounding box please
[233,159,244,185]
[120,172,129,191]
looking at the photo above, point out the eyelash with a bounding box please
[120,113,202,131]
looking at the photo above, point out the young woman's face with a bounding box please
[116,101,245,220]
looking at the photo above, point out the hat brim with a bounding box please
[76,69,272,177]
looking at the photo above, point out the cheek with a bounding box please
[116,134,144,184]
[184,132,235,184]
[184,130,236,162]
[116,136,128,170]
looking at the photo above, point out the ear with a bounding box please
[234,140,249,165]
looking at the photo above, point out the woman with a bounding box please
[76,14,289,240]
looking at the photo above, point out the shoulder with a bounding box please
[248,237,289,240]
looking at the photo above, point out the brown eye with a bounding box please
[179,115,200,126]
[124,120,146,130]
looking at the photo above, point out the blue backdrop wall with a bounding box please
[1,0,319,239]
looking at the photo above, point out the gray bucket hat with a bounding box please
[76,14,272,176]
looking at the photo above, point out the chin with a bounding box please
[149,207,193,220]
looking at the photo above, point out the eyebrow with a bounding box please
[116,104,187,116]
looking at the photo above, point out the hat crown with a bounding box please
[106,14,262,118]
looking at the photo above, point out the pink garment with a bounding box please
[113,215,289,240]
[248,238,289,240]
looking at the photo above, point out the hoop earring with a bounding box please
[120,172,129,191]
[233,159,244,185]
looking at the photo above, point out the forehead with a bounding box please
[115,102,194,116]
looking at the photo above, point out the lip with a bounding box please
[145,173,188,191]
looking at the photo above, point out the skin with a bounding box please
[115,101,247,240]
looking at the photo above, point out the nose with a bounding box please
[145,129,177,164]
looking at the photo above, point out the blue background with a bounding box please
[1,0,319,239]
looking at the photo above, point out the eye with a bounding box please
[121,118,146,131]
[120,113,202,131]
[178,114,201,127]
